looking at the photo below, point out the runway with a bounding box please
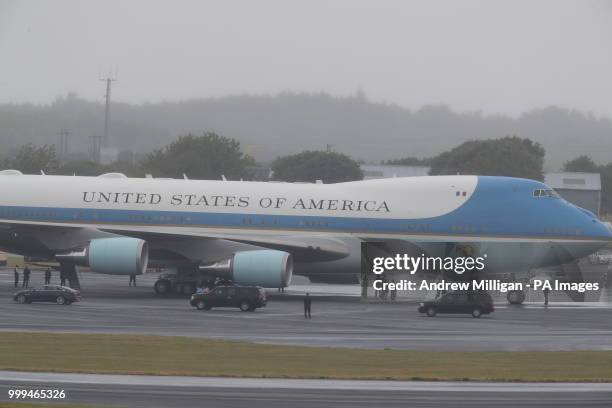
[1,269,612,351]
[1,371,611,408]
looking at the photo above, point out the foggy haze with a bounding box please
[1,0,611,118]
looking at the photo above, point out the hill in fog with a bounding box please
[1,92,611,170]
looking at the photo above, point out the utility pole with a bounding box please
[57,129,71,159]
[89,134,103,163]
[99,74,117,147]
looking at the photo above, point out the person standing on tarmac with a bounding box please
[304,292,312,319]
[13,266,19,288]
[44,268,51,285]
[390,280,397,301]
[543,286,550,306]
[60,269,66,286]
[129,273,136,287]
[22,265,31,288]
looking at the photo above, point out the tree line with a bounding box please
[0,133,546,183]
[2,93,612,170]
[5,132,611,214]
[0,133,363,183]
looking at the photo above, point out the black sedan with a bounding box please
[14,285,81,305]
[418,291,494,318]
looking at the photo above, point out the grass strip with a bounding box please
[0,332,611,382]
[0,404,95,408]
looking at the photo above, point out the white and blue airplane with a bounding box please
[0,170,610,303]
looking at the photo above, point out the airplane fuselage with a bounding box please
[0,173,610,278]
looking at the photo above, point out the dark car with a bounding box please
[14,285,81,305]
[418,291,494,318]
[190,285,266,312]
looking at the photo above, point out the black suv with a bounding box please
[14,285,81,305]
[418,291,494,318]
[190,285,267,312]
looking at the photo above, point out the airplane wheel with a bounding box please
[240,301,251,312]
[16,295,26,304]
[507,290,526,305]
[426,307,437,317]
[56,296,66,305]
[472,308,482,318]
[154,279,171,295]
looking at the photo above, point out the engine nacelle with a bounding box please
[56,237,149,275]
[199,250,293,288]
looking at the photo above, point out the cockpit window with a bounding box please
[533,189,559,198]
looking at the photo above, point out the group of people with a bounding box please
[196,286,211,294]
[194,277,232,293]
[374,279,397,301]
[13,266,55,288]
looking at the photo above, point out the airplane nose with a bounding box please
[566,203,612,240]
[584,212,612,240]
[600,220,612,239]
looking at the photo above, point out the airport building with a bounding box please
[544,172,602,217]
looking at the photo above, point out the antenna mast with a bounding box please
[57,129,71,158]
[99,72,117,147]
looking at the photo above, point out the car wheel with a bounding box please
[426,307,437,317]
[196,300,207,310]
[507,290,526,305]
[16,294,26,304]
[56,296,66,305]
[472,308,482,318]
[154,279,171,295]
[240,301,251,312]
[65,300,72,305]
[248,307,256,312]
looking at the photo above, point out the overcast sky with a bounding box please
[0,0,610,117]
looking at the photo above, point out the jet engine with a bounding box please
[199,250,293,288]
[56,237,149,275]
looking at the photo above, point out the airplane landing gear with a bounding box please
[153,270,205,296]
[507,289,526,305]
[154,278,172,295]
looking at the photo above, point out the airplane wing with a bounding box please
[0,219,351,263]
[100,226,350,262]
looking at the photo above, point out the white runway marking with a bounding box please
[1,371,611,392]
